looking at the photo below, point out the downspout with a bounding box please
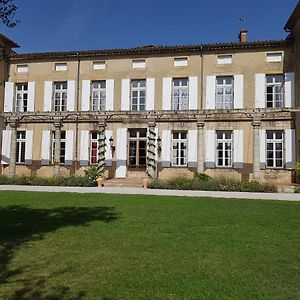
[200,45,204,110]
[74,53,80,173]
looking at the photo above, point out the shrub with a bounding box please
[84,166,99,184]
[194,172,211,181]
[295,186,300,193]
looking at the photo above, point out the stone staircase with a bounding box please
[104,177,144,188]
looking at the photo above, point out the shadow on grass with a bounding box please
[0,205,118,299]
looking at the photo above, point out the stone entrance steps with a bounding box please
[104,178,144,188]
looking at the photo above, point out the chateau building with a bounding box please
[0,2,300,184]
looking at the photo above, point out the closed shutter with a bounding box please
[187,130,197,167]
[4,82,14,112]
[146,78,155,110]
[65,130,74,165]
[260,129,266,169]
[106,79,114,111]
[1,130,11,164]
[25,130,33,165]
[205,76,216,109]
[234,75,243,109]
[255,74,265,108]
[41,130,51,165]
[43,81,53,111]
[27,82,35,112]
[285,129,295,169]
[161,129,171,167]
[284,72,295,108]
[81,80,91,111]
[67,80,76,111]
[188,76,198,110]
[115,128,127,178]
[162,77,172,110]
[80,130,89,166]
[205,130,215,168]
[121,79,130,111]
[105,130,113,166]
[233,130,243,168]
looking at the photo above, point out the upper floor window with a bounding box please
[172,78,189,110]
[93,61,106,70]
[131,79,146,111]
[91,81,106,111]
[16,131,26,164]
[51,131,66,164]
[55,63,67,71]
[266,75,283,108]
[266,131,284,169]
[216,76,234,109]
[15,83,28,112]
[132,59,146,69]
[266,53,282,63]
[216,131,232,168]
[172,131,187,166]
[174,57,188,67]
[217,55,232,64]
[53,82,67,112]
[16,64,28,73]
[90,132,99,164]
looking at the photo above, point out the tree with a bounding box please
[0,0,18,27]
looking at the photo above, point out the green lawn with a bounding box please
[0,192,299,300]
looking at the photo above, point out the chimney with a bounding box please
[239,29,248,42]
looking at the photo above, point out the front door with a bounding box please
[128,129,147,170]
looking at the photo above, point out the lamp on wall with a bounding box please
[157,136,162,153]
[109,136,115,153]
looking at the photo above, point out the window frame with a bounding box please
[215,131,233,168]
[130,79,146,111]
[265,74,284,108]
[53,82,67,112]
[16,131,26,164]
[51,131,66,165]
[266,131,284,169]
[91,81,106,111]
[215,76,234,109]
[172,78,189,110]
[171,131,188,167]
[15,83,28,113]
[90,131,99,165]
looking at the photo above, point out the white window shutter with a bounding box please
[116,128,127,178]
[65,130,74,165]
[27,82,35,112]
[106,79,114,111]
[43,81,53,111]
[162,77,172,110]
[255,74,265,108]
[187,130,197,167]
[161,129,171,167]
[41,130,51,165]
[1,130,11,164]
[189,76,198,110]
[284,72,295,108]
[205,76,216,109]
[260,129,266,169]
[234,75,243,109]
[81,80,91,111]
[285,129,295,169]
[67,80,76,111]
[146,78,155,110]
[80,130,89,166]
[25,130,33,165]
[105,130,113,166]
[233,130,243,168]
[205,130,215,168]
[4,82,14,112]
[121,79,130,111]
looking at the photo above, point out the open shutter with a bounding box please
[43,81,52,111]
[189,76,198,110]
[285,72,295,108]
[234,75,243,109]
[187,130,197,167]
[255,74,265,108]
[260,129,266,169]
[116,128,127,178]
[1,130,11,164]
[146,78,155,110]
[106,79,114,111]
[161,130,171,167]
[121,79,130,111]
[233,130,243,168]
[162,77,172,110]
[205,130,215,168]
[206,76,216,109]
[80,130,89,166]
[81,80,90,111]
[27,82,35,112]
[25,130,33,165]
[65,130,74,165]
[285,129,295,169]
[4,82,14,112]
[41,130,51,165]
[105,130,113,166]
[67,80,76,111]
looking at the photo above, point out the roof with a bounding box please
[9,39,291,62]
[0,34,19,48]
[284,1,300,31]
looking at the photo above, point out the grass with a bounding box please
[0,192,299,300]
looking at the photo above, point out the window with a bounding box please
[91,81,106,111]
[216,76,234,109]
[266,53,282,62]
[55,63,67,71]
[52,131,66,164]
[266,131,284,168]
[132,59,146,69]
[90,132,99,164]
[131,80,146,111]
[174,57,188,67]
[172,131,187,166]
[216,131,233,167]
[93,61,106,70]
[15,83,28,112]
[53,82,67,112]
[266,75,283,108]
[172,78,189,110]
[128,129,147,169]
[16,65,28,73]
[16,131,26,164]
[217,55,233,64]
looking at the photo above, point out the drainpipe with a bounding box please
[200,45,204,110]
[74,53,80,173]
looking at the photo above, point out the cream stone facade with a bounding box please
[1,2,300,184]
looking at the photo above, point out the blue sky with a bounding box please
[0,0,298,53]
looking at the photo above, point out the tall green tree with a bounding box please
[0,0,18,27]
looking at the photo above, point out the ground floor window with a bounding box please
[90,132,98,164]
[266,131,284,168]
[16,131,26,164]
[51,131,66,164]
[216,131,232,167]
[128,129,147,169]
[172,131,187,166]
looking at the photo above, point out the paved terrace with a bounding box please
[0,185,299,201]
